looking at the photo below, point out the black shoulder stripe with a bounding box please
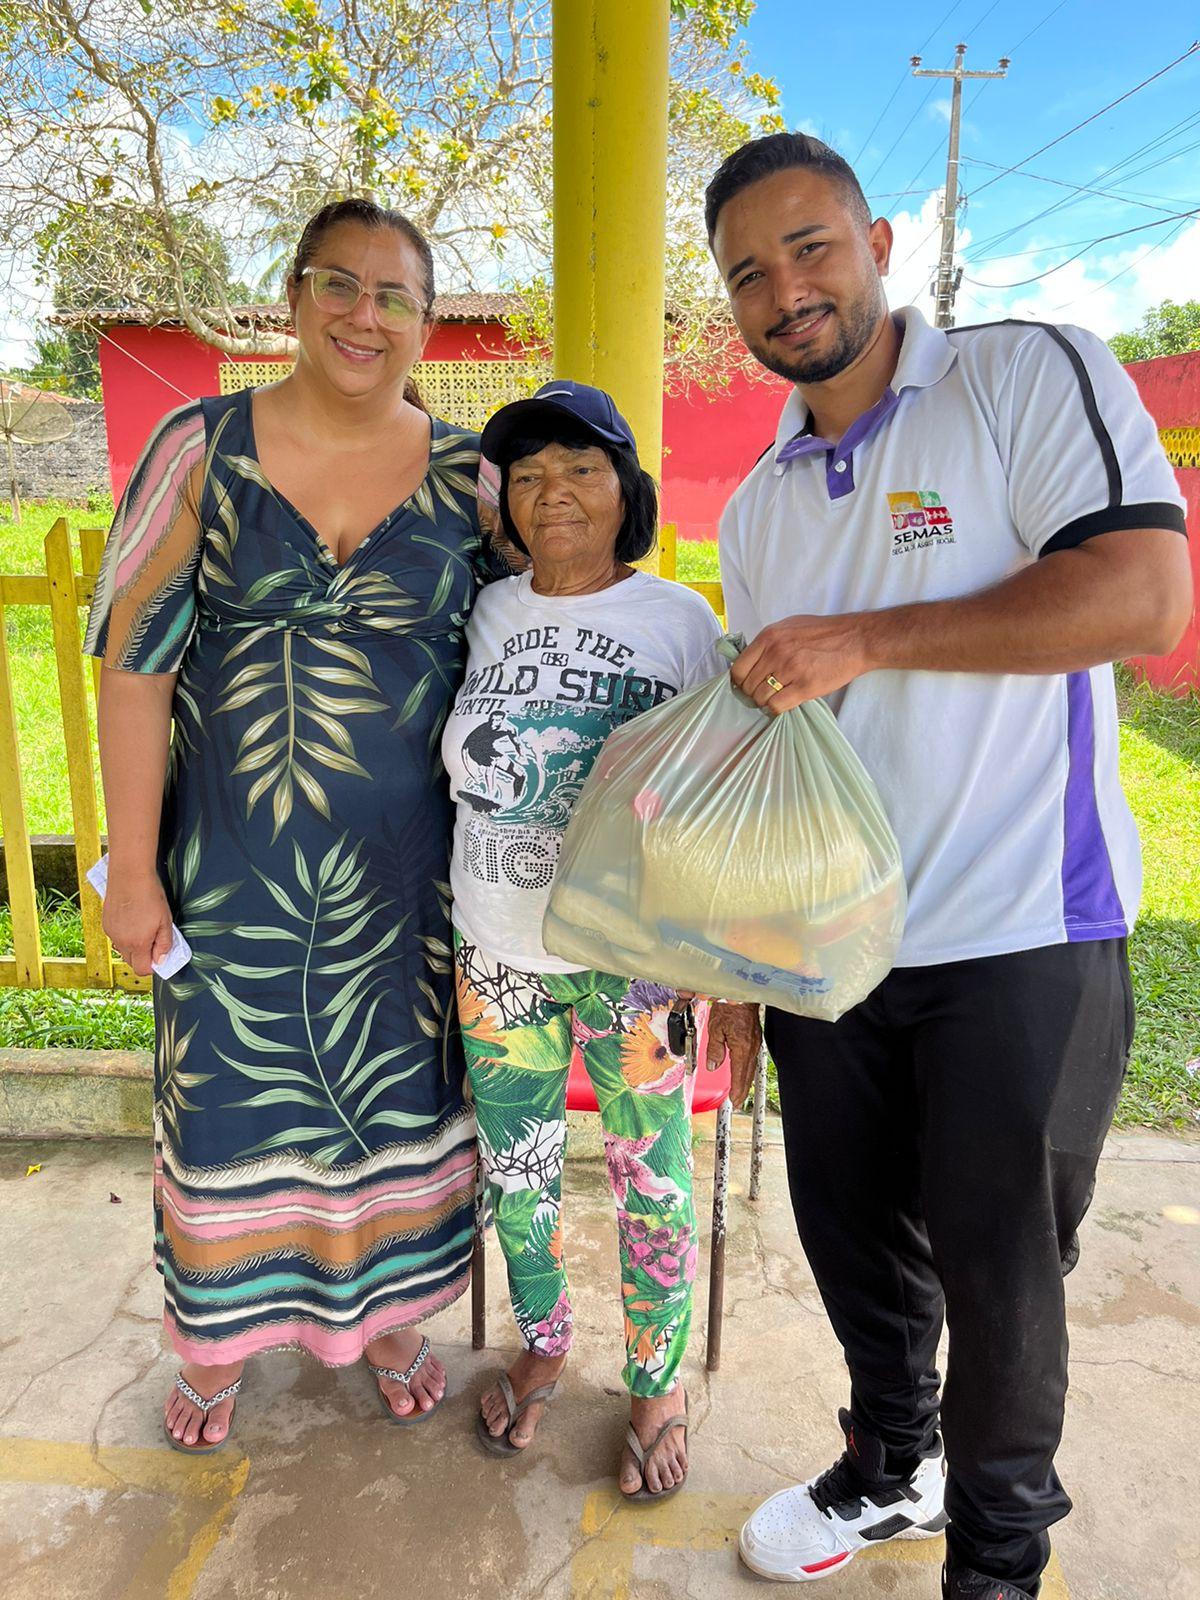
[1041,501,1188,557]
[945,318,1121,507]
[1039,325,1121,507]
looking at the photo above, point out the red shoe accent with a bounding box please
[803,1553,851,1575]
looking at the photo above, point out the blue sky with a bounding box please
[742,0,1200,337]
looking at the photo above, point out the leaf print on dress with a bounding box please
[411,433,482,526]
[218,630,387,842]
[157,1005,211,1142]
[204,835,435,1165]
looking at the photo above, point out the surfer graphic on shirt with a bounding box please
[460,715,527,812]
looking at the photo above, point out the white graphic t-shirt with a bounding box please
[444,570,723,971]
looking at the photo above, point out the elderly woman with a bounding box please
[444,382,761,1498]
[86,198,498,1451]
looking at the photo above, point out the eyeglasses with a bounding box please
[299,267,426,331]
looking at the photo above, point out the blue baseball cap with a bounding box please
[480,379,638,462]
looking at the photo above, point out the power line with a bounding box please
[1044,216,1193,313]
[960,156,1188,216]
[863,77,942,191]
[1006,0,1073,58]
[892,220,944,277]
[962,108,1200,257]
[966,40,1200,203]
[963,207,1200,287]
[887,0,1011,198]
[888,0,1081,215]
[854,2,966,168]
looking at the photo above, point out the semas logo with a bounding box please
[886,489,956,554]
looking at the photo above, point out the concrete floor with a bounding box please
[1,1127,1197,1600]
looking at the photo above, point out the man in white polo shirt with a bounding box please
[706,133,1191,1599]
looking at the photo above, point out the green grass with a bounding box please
[674,538,722,584]
[2,517,1197,1127]
[1,497,111,835]
[0,892,154,1049]
[1112,666,1200,1126]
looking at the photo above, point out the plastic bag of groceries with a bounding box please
[542,635,905,1021]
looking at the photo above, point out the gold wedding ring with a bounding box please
[765,674,785,694]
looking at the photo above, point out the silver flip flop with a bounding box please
[367,1335,443,1426]
[163,1372,242,1455]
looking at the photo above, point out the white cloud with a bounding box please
[884,188,1200,341]
[0,250,53,371]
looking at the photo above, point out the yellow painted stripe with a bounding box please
[659,521,678,582]
[0,1437,249,1600]
[0,1436,246,1500]
[572,1489,1071,1598]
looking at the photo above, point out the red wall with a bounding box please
[1126,351,1199,695]
[97,323,788,540]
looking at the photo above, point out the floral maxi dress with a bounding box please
[85,390,485,1366]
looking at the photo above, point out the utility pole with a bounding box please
[911,43,1008,327]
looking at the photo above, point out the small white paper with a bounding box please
[86,855,192,979]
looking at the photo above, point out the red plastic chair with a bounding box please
[470,1040,769,1372]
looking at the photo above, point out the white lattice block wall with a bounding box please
[217,359,549,431]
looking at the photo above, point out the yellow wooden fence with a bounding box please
[0,518,724,994]
[0,518,154,992]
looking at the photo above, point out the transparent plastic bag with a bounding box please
[542,635,906,1020]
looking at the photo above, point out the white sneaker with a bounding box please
[739,1415,947,1583]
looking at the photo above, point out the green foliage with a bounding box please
[11,329,100,400]
[2,0,779,371]
[1108,299,1200,363]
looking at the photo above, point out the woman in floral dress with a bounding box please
[444,381,762,1497]
[87,199,497,1451]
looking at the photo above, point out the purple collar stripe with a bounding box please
[1061,671,1127,938]
[775,387,901,501]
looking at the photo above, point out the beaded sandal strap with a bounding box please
[366,1335,431,1388]
[174,1374,242,1413]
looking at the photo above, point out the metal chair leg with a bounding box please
[471,1165,487,1351]
[749,1042,768,1202]
[706,1096,733,1372]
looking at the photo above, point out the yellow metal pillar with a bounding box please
[552,0,670,525]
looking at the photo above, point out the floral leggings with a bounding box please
[454,933,709,1397]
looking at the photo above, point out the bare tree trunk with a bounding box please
[3,425,21,524]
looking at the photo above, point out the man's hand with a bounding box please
[729,526,1192,713]
[705,1002,764,1108]
[730,614,870,712]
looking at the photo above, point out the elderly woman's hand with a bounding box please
[705,1002,763,1108]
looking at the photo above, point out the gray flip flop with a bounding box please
[367,1335,443,1426]
[622,1390,689,1502]
[475,1370,559,1457]
[163,1372,242,1455]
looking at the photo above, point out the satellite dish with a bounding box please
[0,382,76,524]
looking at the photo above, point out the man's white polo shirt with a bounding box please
[719,306,1187,967]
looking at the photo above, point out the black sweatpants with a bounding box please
[766,938,1133,1595]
